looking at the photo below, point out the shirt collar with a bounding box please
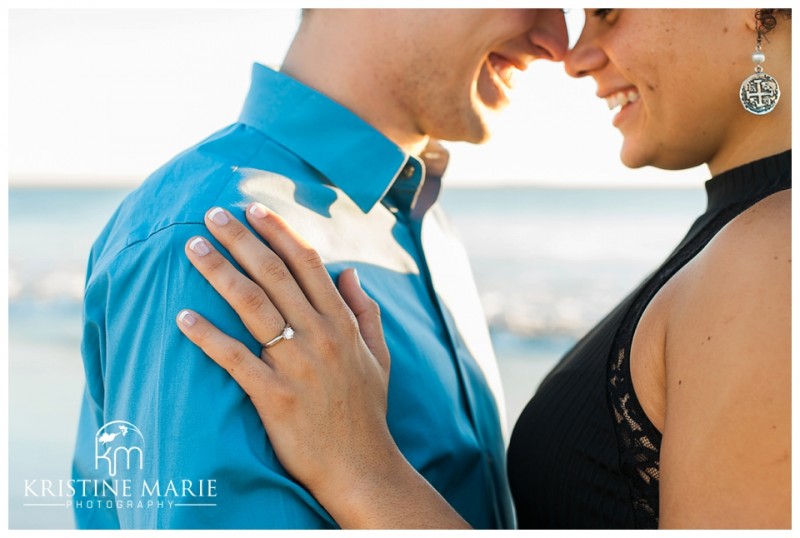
[238,63,416,214]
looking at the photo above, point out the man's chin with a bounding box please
[471,130,493,145]
[427,106,493,145]
[439,124,491,145]
[469,106,498,144]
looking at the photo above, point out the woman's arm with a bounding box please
[659,191,791,529]
[175,203,470,529]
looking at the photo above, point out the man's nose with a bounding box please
[529,9,568,62]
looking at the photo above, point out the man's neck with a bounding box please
[280,15,429,156]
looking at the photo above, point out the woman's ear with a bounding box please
[744,9,759,32]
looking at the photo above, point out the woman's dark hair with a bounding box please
[756,9,791,34]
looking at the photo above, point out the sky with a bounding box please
[9,7,713,189]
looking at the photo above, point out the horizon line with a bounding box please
[8,176,705,191]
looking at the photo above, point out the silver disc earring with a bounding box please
[739,31,780,115]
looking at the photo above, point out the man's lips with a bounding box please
[486,53,523,90]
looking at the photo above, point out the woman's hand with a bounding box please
[175,203,470,529]
[175,204,470,528]
[175,204,401,506]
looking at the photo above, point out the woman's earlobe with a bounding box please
[744,9,760,32]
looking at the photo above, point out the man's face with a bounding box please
[378,9,568,144]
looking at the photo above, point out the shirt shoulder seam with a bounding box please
[121,130,273,253]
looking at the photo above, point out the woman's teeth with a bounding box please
[606,90,640,111]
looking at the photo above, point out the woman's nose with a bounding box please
[564,40,606,78]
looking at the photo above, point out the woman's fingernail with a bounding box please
[248,203,270,219]
[189,237,211,256]
[208,207,229,226]
[352,268,361,287]
[178,310,196,327]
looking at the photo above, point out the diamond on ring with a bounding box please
[262,324,295,349]
[282,325,295,340]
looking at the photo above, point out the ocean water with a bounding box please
[8,185,706,529]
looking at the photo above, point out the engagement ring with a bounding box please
[262,324,295,349]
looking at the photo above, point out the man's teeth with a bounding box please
[606,90,640,111]
[500,68,516,88]
[488,56,518,90]
[493,64,516,89]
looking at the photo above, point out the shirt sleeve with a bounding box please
[72,223,337,529]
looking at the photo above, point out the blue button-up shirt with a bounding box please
[74,63,513,529]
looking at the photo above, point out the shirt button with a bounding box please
[401,164,415,179]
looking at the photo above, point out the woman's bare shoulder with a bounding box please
[705,188,790,296]
[713,188,791,259]
[669,187,791,358]
[659,189,791,528]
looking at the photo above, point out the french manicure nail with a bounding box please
[189,237,210,256]
[352,268,361,287]
[208,207,229,226]
[178,310,196,327]
[248,203,270,219]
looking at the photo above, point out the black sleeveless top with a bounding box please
[506,150,791,529]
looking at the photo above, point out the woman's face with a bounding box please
[565,9,759,171]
